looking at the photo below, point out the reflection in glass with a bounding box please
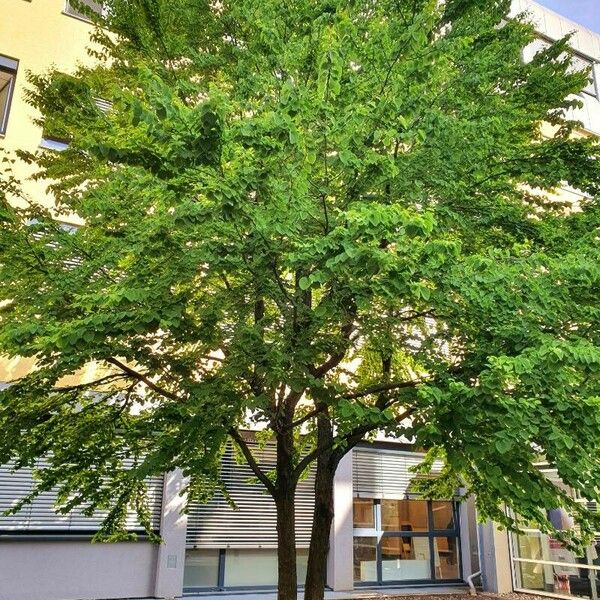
[381,535,431,581]
[224,549,278,587]
[222,549,308,587]
[512,530,596,598]
[381,499,428,532]
[184,549,220,588]
[353,498,375,528]
[514,559,596,598]
[353,537,377,582]
[515,531,545,591]
[432,501,455,530]
[433,536,459,579]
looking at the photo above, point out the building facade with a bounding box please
[0,441,479,600]
[1,1,599,600]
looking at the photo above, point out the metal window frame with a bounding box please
[529,34,599,99]
[508,522,600,600]
[63,0,105,22]
[183,547,309,593]
[0,528,159,541]
[0,58,18,136]
[353,498,463,587]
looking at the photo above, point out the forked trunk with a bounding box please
[304,416,339,600]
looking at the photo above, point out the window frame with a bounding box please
[63,0,104,23]
[525,35,599,100]
[0,56,18,136]
[352,497,463,586]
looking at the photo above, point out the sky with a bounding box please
[537,0,600,33]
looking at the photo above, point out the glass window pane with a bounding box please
[65,0,103,20]
[514,557,596,598]
[353,498,375,528]
[353,537,377,582]
[512,529,591,595]
[433,536,460,579]
[224,549,278,587]
[515,530,585,567]
[381,535,431,581]
[0,69,15,134]
[222,549,307,587]
[183,549,220,588]
[432,501,455,530]
[296,549,309,583]
[381,499,429,532]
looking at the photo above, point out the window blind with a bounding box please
[353,447,442,500]
[186,443,315,549]
[0,460,163,534]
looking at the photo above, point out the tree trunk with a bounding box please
[304,415,339,600]
[275,422,298,600]
[275,488,298,600]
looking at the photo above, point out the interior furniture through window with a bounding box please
[353,498,461,585]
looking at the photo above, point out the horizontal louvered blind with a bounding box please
[0,460,163,534]
[94,97,112,113]
[353,447,442,499]
[186,444,314,549]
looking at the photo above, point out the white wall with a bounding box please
[513,0,600,135]
[327,451,354,591]
[0,541,158,600]
[154,470,188,599]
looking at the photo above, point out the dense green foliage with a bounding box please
[1,0,600,585]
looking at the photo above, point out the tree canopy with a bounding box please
[1,0,600,598]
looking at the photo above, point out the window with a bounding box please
[353,498,375,528]
[0,459,163,535]
[183,548,309,591]
[0,56,18,135]
[381,499,429,532]
[184,550,220,589]
[64,0,103,21]
[39,138,69,151]
[527,37,598,99]
[352,498,461,585]
[432,500,456,530]
[354,537,378,583]
[510,508,600,599]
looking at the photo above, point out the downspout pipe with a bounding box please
[467,570,482,596]
[462,488,484,596]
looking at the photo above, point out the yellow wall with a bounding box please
[0,0,94,382]
[0,0,94,208]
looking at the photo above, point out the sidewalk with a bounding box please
[183,585,471,600]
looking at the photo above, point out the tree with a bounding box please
[1,0,600,598]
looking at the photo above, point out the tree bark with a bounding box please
[275,487,298,600]
[303,415,339,600]
[275,422,299,600]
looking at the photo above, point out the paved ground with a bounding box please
[182,590,549,600]
[183,586,471,599]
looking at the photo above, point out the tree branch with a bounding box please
[105,357,180,401]
[293,407,415,479]
[344,379,420,400]
[228,428,276,496]
[283,405,326,431]
[52,373,129,392]
[312,310,357,378]
[339,407,413,459]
